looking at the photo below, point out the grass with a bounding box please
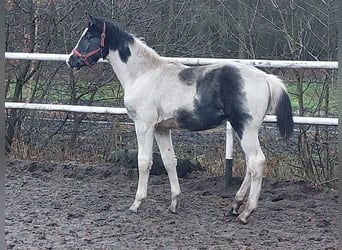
[286,81,338,116]
[6,80,124,105]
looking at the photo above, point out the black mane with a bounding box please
[91,16,134,63]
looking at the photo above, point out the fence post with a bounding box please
[224,121,233,188]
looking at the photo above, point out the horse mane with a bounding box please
[130,37,163,67]
[98,17,163,67]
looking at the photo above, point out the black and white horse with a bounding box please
[67,16,293,224]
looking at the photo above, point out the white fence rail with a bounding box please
[4,102,338,126]
[5,102,128,115]
[5,52,338,187]
[5,52,338,69]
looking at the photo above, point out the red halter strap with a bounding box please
[73,22,106,67]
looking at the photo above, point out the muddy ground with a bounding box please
[5,158,337,249]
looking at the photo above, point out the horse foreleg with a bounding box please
[129,124,154,213]
[154,128,181,213]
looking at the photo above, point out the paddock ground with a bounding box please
[5,158,337,249]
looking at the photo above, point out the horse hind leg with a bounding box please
[230,167,251,216]
[154,128,181,213]
[233,128,266,224]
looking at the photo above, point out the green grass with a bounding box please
[6,80,124,105]
[286,81,338,116]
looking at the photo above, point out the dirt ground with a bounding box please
[5,158,338,250]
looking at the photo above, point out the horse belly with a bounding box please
[156,118,180,129]
[176,107,226,131]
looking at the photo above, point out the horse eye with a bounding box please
[85,34,92,40]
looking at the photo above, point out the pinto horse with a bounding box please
[66,16,293,224]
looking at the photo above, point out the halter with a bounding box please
[72,22,106,67]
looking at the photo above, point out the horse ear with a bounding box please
[88,14,95,25]
[88,15,102,28]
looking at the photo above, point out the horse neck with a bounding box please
[107,37,164,89]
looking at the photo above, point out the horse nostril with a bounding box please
[66,56,77,68]
[66,54,85,70]
[66,55,75,68]
[67,59,75,68]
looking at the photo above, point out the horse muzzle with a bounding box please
[66,54,85,70]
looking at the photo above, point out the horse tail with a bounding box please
[266,74,294,139]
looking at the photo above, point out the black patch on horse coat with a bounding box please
[90,16,134,63]
[177,65,251,138]
[178,68,196,85]
[178,67,206,86]
[105,20,134,63]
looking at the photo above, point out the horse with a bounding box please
[66,15,294,224]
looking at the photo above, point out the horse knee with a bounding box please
[138,155,153,172]
[163,156,177,172]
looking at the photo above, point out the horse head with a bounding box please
[66,15,107,69]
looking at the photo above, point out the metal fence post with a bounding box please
[224,121,233,188]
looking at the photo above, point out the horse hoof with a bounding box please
[168,205,178,214]
[128,205,139,213]
[129,208,138,213]
[230,208,239,216]
[238,215,248,225]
